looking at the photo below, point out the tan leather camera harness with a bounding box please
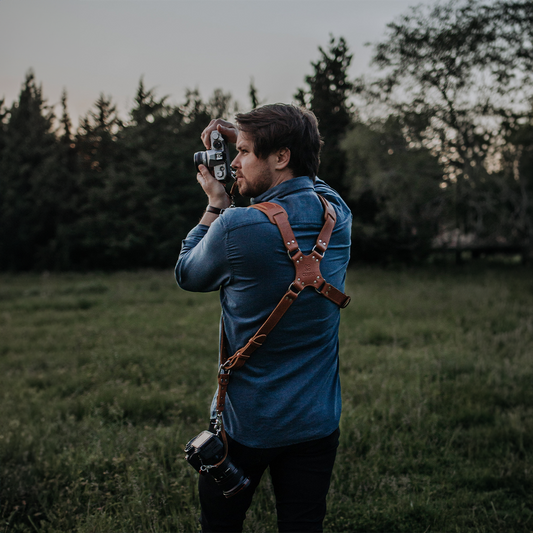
[216,194,350,417]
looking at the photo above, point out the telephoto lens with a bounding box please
[185,431,251,498]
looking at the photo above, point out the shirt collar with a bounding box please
[252,176,314,204]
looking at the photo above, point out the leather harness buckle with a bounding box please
[288,282,303,295]
[287,248,301,260]
[219,364,231,376]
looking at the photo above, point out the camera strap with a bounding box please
[215,194,350,417]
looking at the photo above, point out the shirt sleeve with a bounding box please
[175,217,232,292]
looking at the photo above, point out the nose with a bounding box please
[231,151,242,168]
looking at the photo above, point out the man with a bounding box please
[176,104,351,532]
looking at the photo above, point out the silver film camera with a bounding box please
[194,130,234,183]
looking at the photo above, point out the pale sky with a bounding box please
[1,0,443,126]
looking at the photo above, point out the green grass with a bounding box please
[0,266,532,532]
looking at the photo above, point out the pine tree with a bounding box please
[48,90,80,269]
[116,79,185,268]
[0,98,7,156]
[71,94,124,268]
[295,36,354,197]
[249,78,261,109]
[0,71,59,270]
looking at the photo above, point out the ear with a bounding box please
[275,148,291,170]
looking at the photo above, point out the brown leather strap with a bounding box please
[215,195,350,416]
[317,280,351,308]
[251,203,299,256]
[315,194,337,254]
[254,196,349,306]
[223,284,300,371]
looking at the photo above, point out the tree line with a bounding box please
[0,80,235,271]
[1,0,532,271]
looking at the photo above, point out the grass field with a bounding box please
[1,265,532,532]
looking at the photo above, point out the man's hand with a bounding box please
[201,119,238,149]
[196,118,236,227]
[196,164,231,209]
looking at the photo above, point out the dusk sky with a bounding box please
[2,0,448,126]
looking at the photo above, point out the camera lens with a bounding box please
[211,457,251,498]
[194,151,207,170]
[185,431,251,498]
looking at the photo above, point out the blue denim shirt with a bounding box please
[176,177,352,447]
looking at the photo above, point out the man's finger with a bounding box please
[201,119,237,148]
[201,120,217,147]
[197,164,212,182]
[217,123,238,143]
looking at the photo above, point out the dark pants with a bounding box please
[199,428,339,533]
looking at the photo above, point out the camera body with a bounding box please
[194,130,234,183]
[185,430,250,498]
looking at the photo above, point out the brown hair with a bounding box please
[235,104,323,180]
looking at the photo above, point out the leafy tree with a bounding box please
[295,35,354,196]
[360,0,533,256]
[342,117,445,262]
[496,106,533,260]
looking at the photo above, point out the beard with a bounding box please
[235,166,275,198]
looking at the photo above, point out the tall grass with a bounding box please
[0,266,532,532]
